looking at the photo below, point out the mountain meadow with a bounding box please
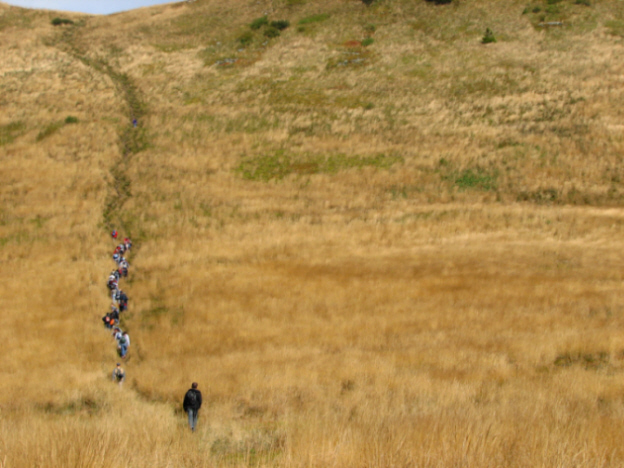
[2,0,624,466]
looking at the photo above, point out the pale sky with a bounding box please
[3,0,178,15]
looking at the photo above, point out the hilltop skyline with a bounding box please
[3,0,176,15]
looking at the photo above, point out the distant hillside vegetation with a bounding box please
[3,1,624,467]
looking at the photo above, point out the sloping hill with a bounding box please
[3,0,624,466]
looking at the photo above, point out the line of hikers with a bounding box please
[106,230,132,385]
[105,231,202,432]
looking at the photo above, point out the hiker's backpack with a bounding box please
[118,336,127,346]
[186,390,198,408]
[114,368,124,380]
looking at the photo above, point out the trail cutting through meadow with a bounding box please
[52,20,150,382]
[53,19,148,231]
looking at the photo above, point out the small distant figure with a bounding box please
[118,290,128,313]
[183,382,202,432]
[132,119,137,128]
[117,331,130,359]
[124,237,132,251]
[119,258,129,276]
[102,313,114,329]
[111,230,118,239]
[112,363,125,386]
[103,306,120,328]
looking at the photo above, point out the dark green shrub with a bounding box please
[362,0,376,5]
[238,31,253,46]
[250,16,268,30]
[364,24,376,34]
[532,6,541,13]
[362,37,374,47]
[481,28,496,44]
[64,116,78,124]
[51,17,74,26]
[264,27,281,38]
[425,0,453,4]
[575,0,590,5]
[270,20,290,30]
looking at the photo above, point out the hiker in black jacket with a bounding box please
[182,382,202,432]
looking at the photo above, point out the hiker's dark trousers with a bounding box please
[187,409,198,431]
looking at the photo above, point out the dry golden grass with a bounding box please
[3,0,624,466]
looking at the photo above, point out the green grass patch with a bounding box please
[453,167,498,191]
[238,31,253,46]
[298,13,330,25]
[250,16,269,30]
[236,152,403,181]
[0,231,31,248]
[264,26,281,38]
[605,19,624,37]
[0,10,33,31]
[35,121,64,142]
[0,122,25,146]
[437,159,498,192]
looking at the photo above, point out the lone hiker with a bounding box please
[182,382,202,432]
[112,363,125,386]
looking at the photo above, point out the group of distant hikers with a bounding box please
[104,230,202,431]
[104,230,132,367]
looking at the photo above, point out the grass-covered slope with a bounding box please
[3,0,624,466]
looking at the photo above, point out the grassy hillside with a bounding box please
[3,0,624,466]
